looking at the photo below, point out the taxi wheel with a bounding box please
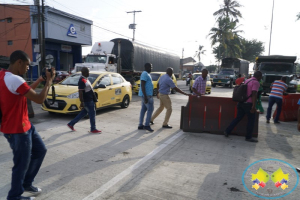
[212,83,216,87]
[121,95,130,108]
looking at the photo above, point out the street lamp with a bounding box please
[268,0,275,55]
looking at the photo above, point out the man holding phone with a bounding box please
[0,50,55,200]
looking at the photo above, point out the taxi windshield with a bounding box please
[150,73,161,81]
[60,74,99,86]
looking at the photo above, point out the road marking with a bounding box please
[82,131,185,200]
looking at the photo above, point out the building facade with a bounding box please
[0,4,92,79]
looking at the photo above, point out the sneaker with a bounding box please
[224,131,229,137]
[138,125,144,130]
[245,138,258,143]
[266,120,270,123]
[20,197,35,200]
[150,121,154,125]
[67,124,76,131]
[274,121,280,124]
[144,126,154,132]
[23,185,42,194]
[296,168,300,173]
[162,125,172,128]
[90,129,101,133]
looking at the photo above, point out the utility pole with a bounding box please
[127,10,141,42]
[35,0,42,76]
[41,0,46,71]
[268,0,275,55]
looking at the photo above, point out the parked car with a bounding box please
[53,71,70,83]
[42,71,132,114]
[190,73,212,94]
[133,72,177,95]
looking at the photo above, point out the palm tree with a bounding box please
[194,45,206,62]
[213,0,243,22]
[208,17,240,59]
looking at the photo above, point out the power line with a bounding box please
[1,3,180,54]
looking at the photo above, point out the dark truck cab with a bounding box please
[254,56,297,94]
[213,57,249,88]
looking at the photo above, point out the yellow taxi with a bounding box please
[190,73,212,94]
[133,72,177,95]
[42,71,132,114]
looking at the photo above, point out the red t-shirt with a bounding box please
[0,70,31,133]
[235,77,245,86]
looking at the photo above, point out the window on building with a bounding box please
[32,15,38,23]
[80,25,85,32]
[7,40,13,45]
[6,18,12,23]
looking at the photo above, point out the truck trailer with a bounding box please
[72,38,180,81]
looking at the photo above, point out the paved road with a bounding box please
[0,80,299,200]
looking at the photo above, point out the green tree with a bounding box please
[208,17,243,59]
[213,0,243,22]
[194,45,206,62]
[241,39,264,62]
[296,63,300,73]
[212,38,264,62]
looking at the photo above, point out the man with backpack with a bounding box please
[224,71,262,142]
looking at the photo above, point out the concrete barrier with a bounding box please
[273,94,300,122]
[180,96,259,137]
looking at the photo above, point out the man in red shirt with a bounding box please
[0,50,55,200]
[235,74,245,86]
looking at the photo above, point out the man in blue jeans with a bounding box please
[138,63,154,132]
[224,71,262,142]
[67,67,101,133]
[266,76,288,124]
[0,50,55,200]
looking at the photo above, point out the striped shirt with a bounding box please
[269,80,288,99]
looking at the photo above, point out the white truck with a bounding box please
[72,42,117,74]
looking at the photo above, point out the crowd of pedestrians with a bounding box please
[0,51,299,200]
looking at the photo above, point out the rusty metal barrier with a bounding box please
[273,94,300,122]
[180,96,259,137]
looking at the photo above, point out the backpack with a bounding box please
[232,79,254,102]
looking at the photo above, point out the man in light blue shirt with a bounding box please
[151,67,189,128]
[138,63,154,132]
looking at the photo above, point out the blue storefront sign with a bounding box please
[67,24,77,37]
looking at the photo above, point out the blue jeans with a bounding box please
[139,96,154,127]
[225,103,256,139]
[68,101,96,131]
[266,96,282,122]
[4,124,47,200]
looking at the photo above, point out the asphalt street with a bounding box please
[0,80,299,200]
